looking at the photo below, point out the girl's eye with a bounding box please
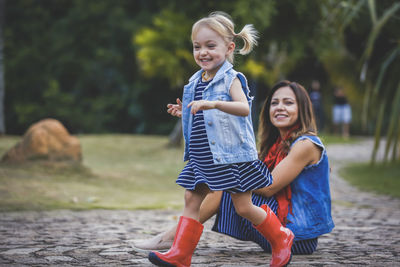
[271,101,278,106]
[208,44,216,48]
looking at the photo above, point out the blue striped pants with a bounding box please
[212,192,318,255]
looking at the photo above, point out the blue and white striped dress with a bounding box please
[176,79,272,193]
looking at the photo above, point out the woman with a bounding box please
[133,80,334,256]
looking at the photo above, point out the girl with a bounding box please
[135,81,334,259]
[148,12,293,267]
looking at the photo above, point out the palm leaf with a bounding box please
[384,82,400,162]
[371,99,385,165]
[340,0,367,32]
[360,2,400,74]
[391,117,400,163]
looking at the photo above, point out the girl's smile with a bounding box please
[192,26,234,78]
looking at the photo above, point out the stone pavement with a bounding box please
[0,138,399,266]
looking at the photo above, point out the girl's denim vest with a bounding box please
[286,135,335,240]
[181,61,258,164]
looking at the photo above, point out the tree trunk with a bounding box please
[0,0,6,134]
[168,119,182,147]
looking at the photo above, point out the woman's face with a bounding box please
[269,86,299,135]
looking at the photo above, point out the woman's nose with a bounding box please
[276,102,284,110]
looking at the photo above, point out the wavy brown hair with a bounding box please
[258,80,317,160]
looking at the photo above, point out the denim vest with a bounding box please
[286,135,335,240]
[181,61,258,164]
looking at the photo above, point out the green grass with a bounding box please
[318,134,358,145]
[340,162,400,198]
[0,134,395,211]
[0,134,186,211]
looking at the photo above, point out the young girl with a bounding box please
[148,12,294,267]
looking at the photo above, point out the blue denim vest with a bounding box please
[181,61,258,164]
[286,135,335,240]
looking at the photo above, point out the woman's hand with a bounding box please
[167,98,182,118]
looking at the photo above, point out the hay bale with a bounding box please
[2,118,82,163]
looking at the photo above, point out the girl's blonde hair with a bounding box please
[191,11,258,63]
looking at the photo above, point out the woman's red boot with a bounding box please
[148,216,203,267]
[254,204,294,267]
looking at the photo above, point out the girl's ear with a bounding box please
[227,41,235,54]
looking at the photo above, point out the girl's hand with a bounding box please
[188,100,216,115]
[167,98,182,118]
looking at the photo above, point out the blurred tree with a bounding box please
[3,0,398,145]
[4,0,160,134]
[0,0,5,134]
[358,0,400,163]
[316,0,400,163]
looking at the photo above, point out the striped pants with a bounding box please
[212,192,318,255]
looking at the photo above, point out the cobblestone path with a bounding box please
[0,139,399,266]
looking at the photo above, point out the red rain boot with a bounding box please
[148,216,203,267]
[254,204,294,267]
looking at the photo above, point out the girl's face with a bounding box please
[192,26,234,77]
[269,86,299,136]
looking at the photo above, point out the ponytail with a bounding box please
[235,24,258,55]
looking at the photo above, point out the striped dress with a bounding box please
[176,79,272,193]
[212,188,318,254]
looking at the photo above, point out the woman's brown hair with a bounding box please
[258,80,317,160]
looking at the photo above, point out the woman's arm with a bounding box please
[254,139,322,197]
[188,78,250,116]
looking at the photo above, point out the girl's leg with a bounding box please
[230,191,266,225]
[148,185,210,266]
[133,191,222,251]
[230,192,294,267]
[182,184,212,220]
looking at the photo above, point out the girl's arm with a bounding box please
[254,139,322,197]
[188,78,250,116]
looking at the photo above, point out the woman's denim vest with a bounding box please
[181,61,258,164]
[286,135,335,240]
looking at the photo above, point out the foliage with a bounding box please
[312,0,400,162]
[134,10,195,88]
[4,0,164,134]
[2,0,400,144]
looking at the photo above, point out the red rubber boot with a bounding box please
[148,216,203,267]
[254,204,294,267]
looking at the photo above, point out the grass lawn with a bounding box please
[0,133,388,211]
[0,135,186,211]
[340,162,400,198]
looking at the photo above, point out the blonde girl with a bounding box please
[148,12,293,267]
